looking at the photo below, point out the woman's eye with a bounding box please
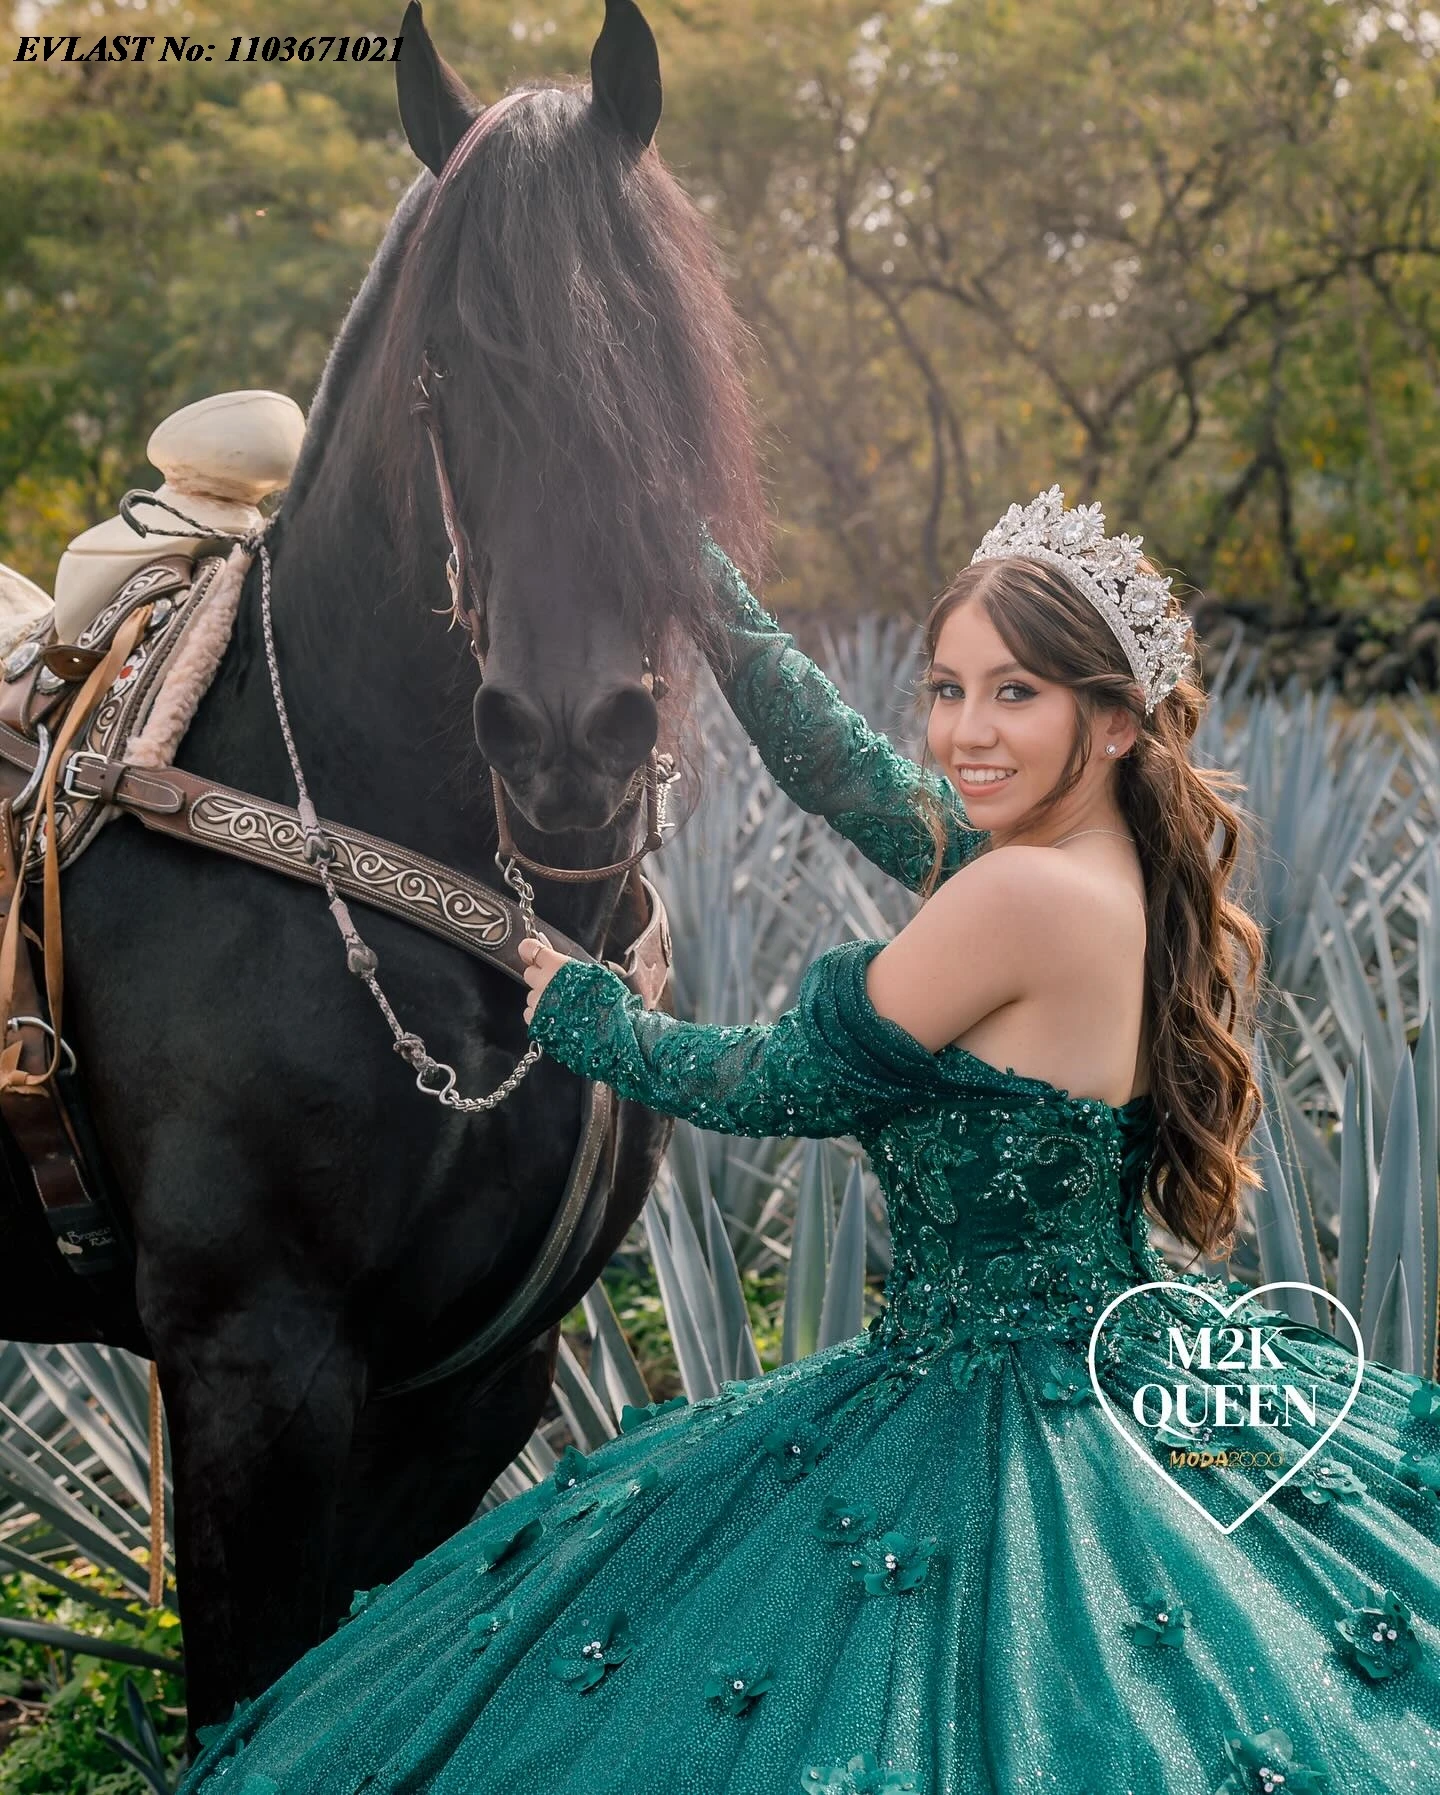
[925,680,1033,701]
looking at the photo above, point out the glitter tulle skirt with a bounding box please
[177,1318,1440,1795]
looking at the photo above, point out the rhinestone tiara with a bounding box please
[969,485,1195,714]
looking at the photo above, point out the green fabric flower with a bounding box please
[845,1529,937,1595]
[475,1516,545,1574]
[339,1584,387,1625]
[1154,1418,1218,1451]
[1398,1447,1440,1501]
[1040,1377,1098,1407]
[814,1493,879,1545]
[1212,1724,1331,1794]
[1402,1373,1440,1422]
[548,1608,632,1691]
[1335,1588,1422,1680]
[800,1750,921,1792]
[581,1464,663,1537]
[1128,1584,1191,1648]
[551,1444,597,1493]
[703,1658,775,1715]
[764,1420,834,1481]
[1270,1457,1367,1506]
[469,1598,518,1655]
[620,1395,688,1434]
[192,1695,255,1760]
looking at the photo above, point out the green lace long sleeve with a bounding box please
[700,533,990,893]
[526,938,960,1140]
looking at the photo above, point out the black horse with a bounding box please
[1,0,766,1733]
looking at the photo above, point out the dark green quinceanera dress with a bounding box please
[180,546,1440,1795]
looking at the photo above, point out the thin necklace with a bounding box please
[1050,828,1134,848]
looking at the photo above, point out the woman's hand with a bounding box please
[519,933,575,1025]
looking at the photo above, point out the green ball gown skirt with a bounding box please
[177,937,1440,1795]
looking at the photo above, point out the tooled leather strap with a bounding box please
[46,755,671,1005]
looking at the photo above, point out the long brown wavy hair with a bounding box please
[907,555,1267,1265]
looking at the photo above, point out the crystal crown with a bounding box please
[970,486,1195,713]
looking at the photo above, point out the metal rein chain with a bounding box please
[254,539,545,1113]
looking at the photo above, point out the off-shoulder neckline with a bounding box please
[846,937,1156,1123]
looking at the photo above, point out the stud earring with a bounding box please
[1105,744,1117,756]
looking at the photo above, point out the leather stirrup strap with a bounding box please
[0,607,152,1092]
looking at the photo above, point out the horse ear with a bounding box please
[396,0,482,176]
[589,0,663,149]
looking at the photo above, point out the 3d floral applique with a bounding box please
[1212,1724,1332,1794]
[1401,1373,1440,1422]
[1334,1588,1423,1680]
[338,1584,388,1625]
[845,1529,937,1595]
[582,1464,664,1538]
[1127,1584,1191,1648]
[549,1609,632,1691]
[814,1493,880,1545]
[1155,1418,1219,1452]
[468,1598,518,1655]
[1269,1458,1368,1507]
[620,1395,689,1434]
[192,1695,256,1767]
[1398,1447,1440,1505]
[551,1444,599,1493]
[765,1421,834,1482]
[703,1658,775,1716]
[475,1516,545,1574]
[799,1749,921,1792]
[1040,1376,1098,1408]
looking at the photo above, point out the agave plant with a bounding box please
[0,1343,176,1644]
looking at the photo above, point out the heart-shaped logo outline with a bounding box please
[1086,1280,1365,1535]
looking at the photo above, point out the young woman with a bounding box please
[180,488,1439,1794]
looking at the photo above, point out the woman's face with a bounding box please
[924,597,1132,832]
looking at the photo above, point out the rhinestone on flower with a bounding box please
[800,1749,921,1793]
[1127,1583,1190,1649]
[845,1529,937,1596]
[814,1493,880,1545]
[548,1609,632,1691]
[703,1657,775,1716]
[764,1421,834,1482]
[970,485,1194,712]
[468,1598,518,1655]
[1213,1722,1332,1795]
[1269,1457,1368,1507]
[1334,1588,1422,1681]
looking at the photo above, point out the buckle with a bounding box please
[60,751,110,801]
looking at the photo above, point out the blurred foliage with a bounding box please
[562,1258,800,1398]
[2,0,1439,630]
[0,1570,185,1793]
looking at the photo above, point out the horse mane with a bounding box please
[290,80,773,844]
[283,171,436,516]
[368,80,769,658]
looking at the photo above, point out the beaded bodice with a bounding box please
[861,1076,1171,1365]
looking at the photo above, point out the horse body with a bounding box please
[3,0,766,1732]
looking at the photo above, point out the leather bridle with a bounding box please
[411,351,675,885]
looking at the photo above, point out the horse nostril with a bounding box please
[582,683,658,772]
[473,684,547,776]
